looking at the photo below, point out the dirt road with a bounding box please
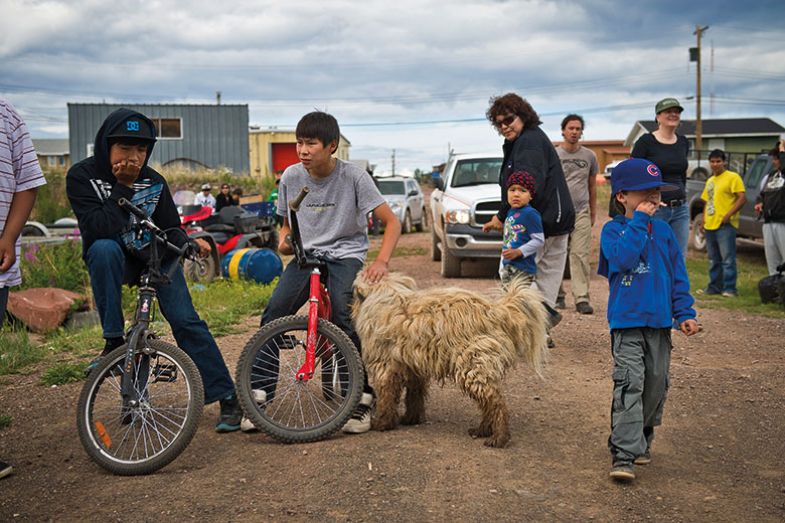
[1,226,784,522]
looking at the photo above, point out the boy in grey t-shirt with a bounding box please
[245,111,401,434]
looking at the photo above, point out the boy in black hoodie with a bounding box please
[66,108,242,432]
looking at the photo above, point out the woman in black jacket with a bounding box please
[483,93,575,338]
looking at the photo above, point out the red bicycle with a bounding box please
[235,187,364,442]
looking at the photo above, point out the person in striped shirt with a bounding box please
[0,97,47,480]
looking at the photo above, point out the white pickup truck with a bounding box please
[430,152,504,277]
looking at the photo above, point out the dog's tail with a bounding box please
[498,277,548,377]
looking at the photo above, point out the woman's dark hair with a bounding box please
[486,93,542,128]
[296,111,340,151]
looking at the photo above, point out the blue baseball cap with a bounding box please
[611,158,678,196]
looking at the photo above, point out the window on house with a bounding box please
[151,118,183,139]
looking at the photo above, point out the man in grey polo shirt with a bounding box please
[556,114,598,314]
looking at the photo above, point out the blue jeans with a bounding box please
[85,239,234,404]
[653,204,690,258]
[705,224,737,294]
[257,257,371,395]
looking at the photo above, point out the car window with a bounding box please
[745,157,770,190]
[451,159,503,187]
[377,180,406,195]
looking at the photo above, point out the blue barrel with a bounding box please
[221,248,283,284]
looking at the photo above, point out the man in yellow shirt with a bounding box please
[700,149,746,296]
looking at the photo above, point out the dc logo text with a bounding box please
[127,120,140,132]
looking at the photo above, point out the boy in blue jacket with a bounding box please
[599,158,699,482]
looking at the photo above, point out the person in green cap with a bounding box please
[630,97,691,257]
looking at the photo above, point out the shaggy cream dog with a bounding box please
[352,273,547,448]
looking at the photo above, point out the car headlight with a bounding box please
[445,209,470,224]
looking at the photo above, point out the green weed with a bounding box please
[0,414,11,430]
[0,327,45,375]
[40,363,85,386]
[19,239,90,292]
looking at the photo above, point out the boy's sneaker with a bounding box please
[84,337,124,377]
[240,389,266,433]
[609,460,635,481]
[342,392,374,434]
[633,449,651,465]
[555,297,566,310]
[721,291,737,298]
[215,392,242,433]
[0,460,13,480]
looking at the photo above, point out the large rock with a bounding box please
[7,288,87,333]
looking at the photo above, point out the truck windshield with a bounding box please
[451,159,503,187]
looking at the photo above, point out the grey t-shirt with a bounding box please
[556,145,598,214]
[278,159,385,261]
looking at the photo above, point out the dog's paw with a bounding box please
[483,433,510,448]
[400,411,425,426]
[468,426,493,438]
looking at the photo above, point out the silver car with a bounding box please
[376,176,427,233]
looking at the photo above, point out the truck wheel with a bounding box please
[415,207,426,232]
[401,210,412,234]
[431,230,441,262]
[440,248,461,278]
[691,214,707,252]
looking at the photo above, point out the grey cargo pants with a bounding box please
[608,327,672,462]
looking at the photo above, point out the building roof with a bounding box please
[626,117,785,146]
[32,138,69,155]
[249,127,352,146]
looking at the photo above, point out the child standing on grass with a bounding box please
[499,170,544,288]
[0,97,47,480]
[599,158,699,482]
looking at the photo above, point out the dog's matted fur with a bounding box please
[352,273,548,448]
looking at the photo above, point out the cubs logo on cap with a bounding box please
[610,158,678,196]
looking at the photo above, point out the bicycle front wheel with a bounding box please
[76,340,204,475]
[236,315,364,443]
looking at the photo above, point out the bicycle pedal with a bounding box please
[153,363,178,382]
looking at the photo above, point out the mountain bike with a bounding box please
[76,198,204,475]
[235,187,364,443]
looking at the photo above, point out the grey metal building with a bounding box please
[68,103,250,174]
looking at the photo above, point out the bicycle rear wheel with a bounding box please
[76,340,204,475]
[236,315,364,443]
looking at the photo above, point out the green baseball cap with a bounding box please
[655,97,684,114]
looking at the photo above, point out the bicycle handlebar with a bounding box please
[289,186,310,212]
[118,197,196,268]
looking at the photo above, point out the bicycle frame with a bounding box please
[117,198,192,406]
[287,187,333,382]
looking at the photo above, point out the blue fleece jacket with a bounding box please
[598,211,696,329]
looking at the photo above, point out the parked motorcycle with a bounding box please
[179,203,278,282]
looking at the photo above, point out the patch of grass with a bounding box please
[0,327,45,375]
[40,363,85,386]
[368,245,428,261]
[686,253,785,318]
[43,325,104,359]
[20,239,90,292]
[0,414,11,430]
[189,278,275,336]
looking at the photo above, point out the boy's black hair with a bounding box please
[769,144,781,157]
[613,192,627,214]
[708,149,726,161]
[296,111,340,151]
[232,187,243,196]
[560,114,585,130]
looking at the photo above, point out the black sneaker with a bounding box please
[634,448,651,465]
[0,460,12,480]
[542,302,562,329]
[555,297,566,310]
[576,302,594,315]
[215,392,242,433]
[342,392,374,434]
[609,460,635,481]
[84,337,125,377]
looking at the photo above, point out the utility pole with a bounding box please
[391,149,396,176]
[692,25,709,152]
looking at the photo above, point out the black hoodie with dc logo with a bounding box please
[66,108,185,280]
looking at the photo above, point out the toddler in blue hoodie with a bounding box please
[598,158,699,482]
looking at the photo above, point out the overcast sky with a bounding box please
[2,0,784,174]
